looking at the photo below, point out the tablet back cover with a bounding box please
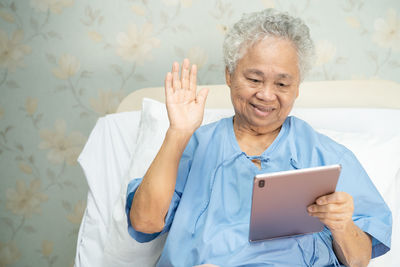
[249,165,340,242]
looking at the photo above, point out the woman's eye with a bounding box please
[247,78,261,83]
[277,83,287,87]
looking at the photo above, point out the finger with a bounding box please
[172,61,181,90]
[165,72,173,96]
[308,211,345,221]
[316,192,348,205]
[181,58,190,90]
[189,64,197,92]
[196,87,209,107]
[308,203,342,213]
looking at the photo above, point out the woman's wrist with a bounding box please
[167,126,195,138]
[165,127,194,149]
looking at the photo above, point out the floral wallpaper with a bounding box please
[0,0,399,266]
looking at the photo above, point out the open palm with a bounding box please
[165,59,209,134]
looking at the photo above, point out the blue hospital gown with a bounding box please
[125,116,392,266]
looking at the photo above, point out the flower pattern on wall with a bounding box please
[372,8,400,51]
[41,240,53,258]
[0,29,31,72]
[6,179,48,218]
[87,30,102,43]
[25,97,38,117]
[39,120,86,165]
[0,241,21,267]
[52,54,80,80]
[90,89,124,116]
[187,46,208,70]
[162,0,193,8]
[66,200,85,224]
[0,1,399,266]
[116,23,160,63]
[30,0,74,14]
[315,40,337,66]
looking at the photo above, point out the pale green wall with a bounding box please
[0,0,399,266]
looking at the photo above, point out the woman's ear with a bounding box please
[225,67,232,88]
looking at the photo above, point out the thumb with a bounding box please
[196,87,209,107]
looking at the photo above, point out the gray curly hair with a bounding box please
[223,9,315,81]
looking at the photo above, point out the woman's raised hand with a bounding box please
[131,60,208,234]
[165,59,209,134]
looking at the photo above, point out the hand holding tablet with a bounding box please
[249,164,341,242]
[307,190,355,234]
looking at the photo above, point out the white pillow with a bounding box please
[76,111,141,267]
[290,108,400,137]
[93,98,399,266]
[317,129,400,267]
[317,129,400,198]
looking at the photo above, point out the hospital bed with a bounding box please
[75,80,400,266]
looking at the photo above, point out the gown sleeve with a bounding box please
[337,151,392,258]
[125,135,198,243]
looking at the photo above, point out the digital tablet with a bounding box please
[249,164,341,242]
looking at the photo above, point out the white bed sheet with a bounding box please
[75,103,400,267]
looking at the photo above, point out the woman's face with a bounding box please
[226,37,300,133]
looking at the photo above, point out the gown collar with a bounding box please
[226,116,290,159]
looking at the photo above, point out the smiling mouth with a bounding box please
[250,103,275,116]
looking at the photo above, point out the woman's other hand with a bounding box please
[307,191,354,233]
[165,58,209,134]
[308,192,372,266]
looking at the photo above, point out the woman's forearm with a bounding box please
[332,221,372,267]
[130,127,193,233]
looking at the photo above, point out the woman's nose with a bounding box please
[255,84,276,101]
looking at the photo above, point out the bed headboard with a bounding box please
[117,80,400,112]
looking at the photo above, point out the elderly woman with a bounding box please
[126,9,391,266]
